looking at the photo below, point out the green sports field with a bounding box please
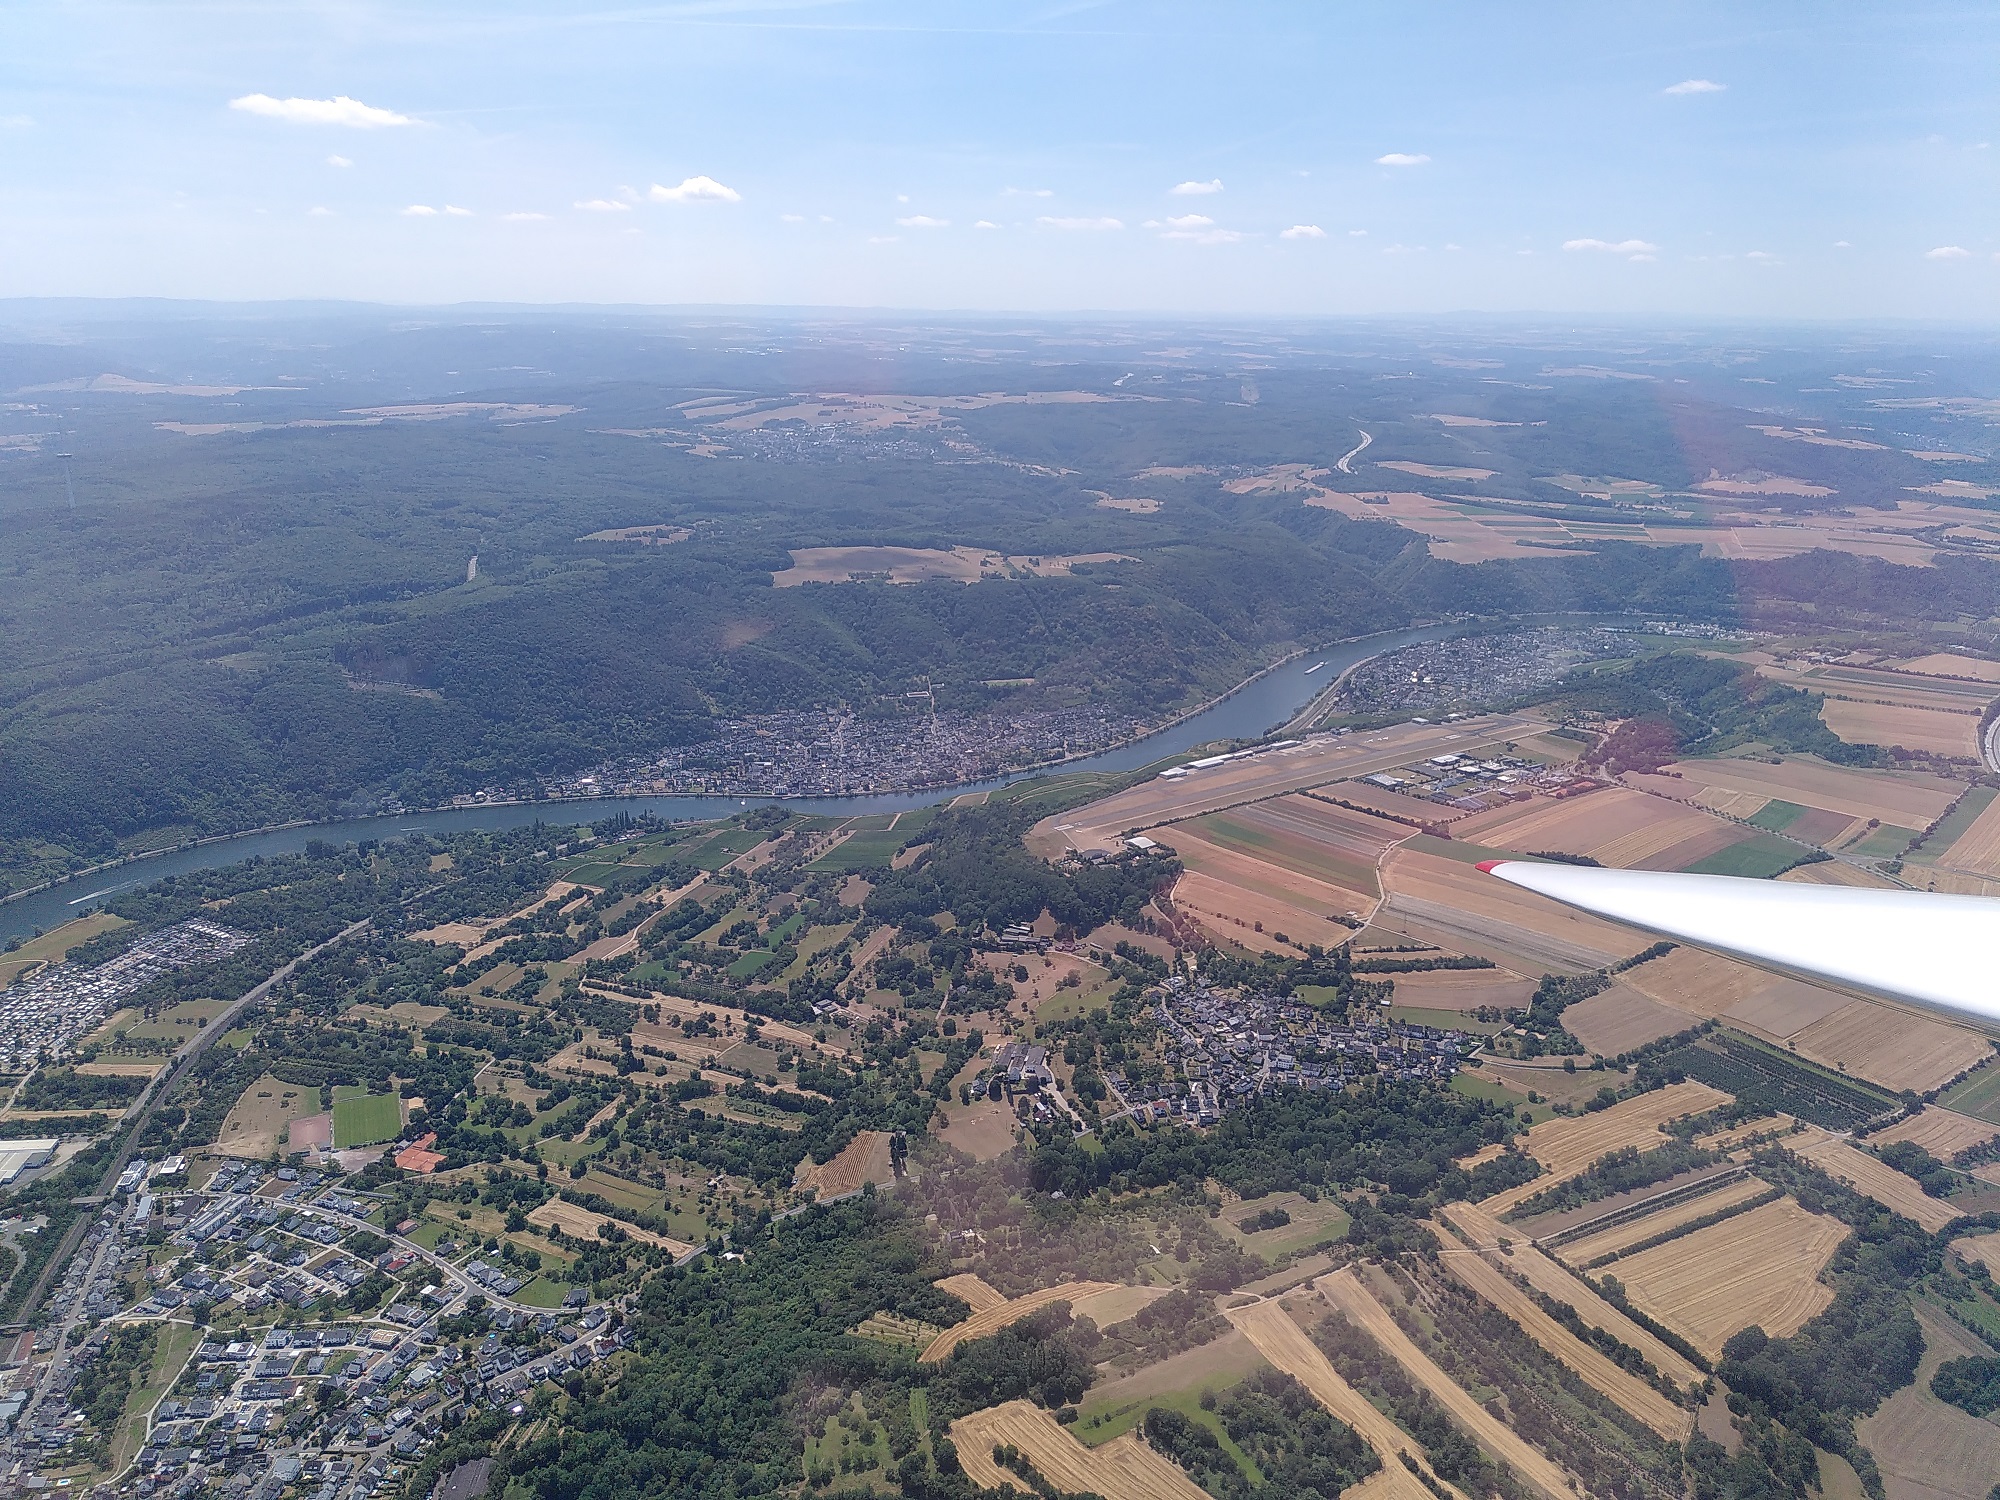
[332,1086,404,1148]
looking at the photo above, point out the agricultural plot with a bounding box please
[1183,793,1404,895]
[216,1073,316,1158]
[1223,1300,1457,1500]
[1854,1302,2000,1500]
[526,1199,694,1256]
[1631,755,1964,830]
[1477,1080,1731,1215]
[1382,968,1535,1012]
[1318,1269,1578,1500]
[1168,863,1366,955]
[935,1273,1006,1312]
[1896,652,2000,682]
[1906,784,1998,865]
[1616,945,1847,1035]
[1818,697,1981,757]
[1560,986,1693,1057]
[1374,847,1631,975]
[1646,1032,1896,1130]
[1786,1000,1992,1094]
[950,1399,1210,1500]
[1937,787,2000,877]
[1553,1176,1773,1266]
[1438,1248,1694,1439]
[1610,1196,1847,1359]
[1788,1128,1964,1234]
[1459,788,1749,872]
[919,1280,1121,1363]
[331,1086,403,1149]
[1679,833,1811,878]
[1218,1190,1352,1261]
[1941,1062,2000,1126]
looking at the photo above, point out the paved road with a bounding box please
[1335,429,1372,474]
[1984,712,2000,776]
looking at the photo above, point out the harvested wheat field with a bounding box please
[1554,1176,1772,1267]
[1376,848,1631,974]
[1319,1269,1576,1499]
[1693,1115,1794,1151]
[1898,652,2000,682]
[1385,967,1536,1013]
[1225,1299,1464,1500]
[526,1200,694,1256]
[1439,1205,1707,1387]
[920,1281,1121,1363]
[1819,698,1981,756]
[1561,985,1694,1056]
[1786,1000,1992,1094]
[1873,1105,2000,1160]
[1631,757,1963,829]
[950,1400,1209,1500]
[1939,791,2000,878]
[1067,1284,1172,1329]
[1612,1196,1847,1359]
[1478,1081,1731,1214]
[1164,828,1379,948]
[1616,944,1847,1036]
[1460,787,1744,871]
[1950,1230,2000,1275]
[772,545,1133,587]
[1440,1248,1694,1438]
[792,1129,896,1200]
[1788,1128,1964,1233]
[1170,869,1355,955]
[1856,1302,2000,1500]
[935,1273,1006,1313]
[1776,858,1902,888]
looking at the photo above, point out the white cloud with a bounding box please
[1927,245,1971,259]
[1628,253,1658,262]
[896,194,909,204]
[1664,78,1725,94]
[1746,249,1779,263]
[868,234,899,244]
[1004,187,1053,197]
[0,114,34,129]
[1833,240,1851,248]
[444,205,473,217]
[780,213,805,223]
[1349,228,1367,237]
[1164,226,1247,244]
[401,205,438,216]
[1164,214,1213,229]
[504,211,548,221]
[1038,215,1123,230]
[327,154,352,168]
[1382,243,1426,254]
[973,220,1000,229]
[1564,237,1660,255]
[575,198,630,212]
[229,93,414,128]
[1169,179,1223,195]
[896,215,948,228]
[308,206,333,217]
[1375,152,1430,166]
[1280,224,1326,239]
[649,175,741,203]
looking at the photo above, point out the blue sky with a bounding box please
[4,1,2000,316]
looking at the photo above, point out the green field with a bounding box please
[331,1086,403,1148]
[685,825,779,869]
[1909,785,1998,864]
[1845,824,1920,859]
[726,948,789,981]
[1452,1069,1560,1125]
[1941,1061,2000,1125]
[1747,800,1807,832]
[1683,833,1810,878]
[1389,1004,1509,1035]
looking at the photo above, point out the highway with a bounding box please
[1335,428,1372,474]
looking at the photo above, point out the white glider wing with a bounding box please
[1477,859,2000,1027]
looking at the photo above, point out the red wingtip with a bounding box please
[1475,860,1506,874]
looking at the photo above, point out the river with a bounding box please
[0,618,1534,946]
